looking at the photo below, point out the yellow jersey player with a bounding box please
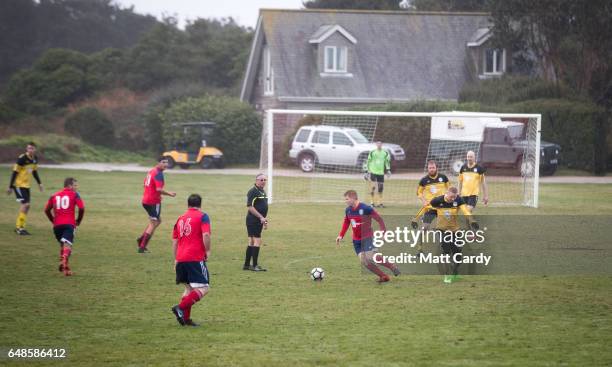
[414,160,449,253]
[7,142,43,235]
[458,150,488,211]
[412,187,478,284]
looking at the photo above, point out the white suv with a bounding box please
[289,125,406,172]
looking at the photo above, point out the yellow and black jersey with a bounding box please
[414,195,473,231]
[458,163,486,196]
[417,174,450,202]
[10,154,39,188]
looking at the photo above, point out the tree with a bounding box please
[489,0,612,108]
[0,0,157,86]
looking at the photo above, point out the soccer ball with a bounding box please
[310,267,325,281]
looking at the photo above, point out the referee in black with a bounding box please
[243,173,268,271]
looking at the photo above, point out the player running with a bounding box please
[7,142,43,235]
[336,190,400,283]
[412,187,478,284]
[171,194,211,327]
[44,178,85,276]
[138,157,176,253]
[414,160,450,253]
[365,141,391,208]
[458,151,488,212]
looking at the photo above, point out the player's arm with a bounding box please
[7,156,24,193]
[371,209,386,232]
[411,205,430,228]
[336,215,350,245]
[76,195,85,226]
[457,173,463,195]
[416,185,427,206]
[32,166,43,191]
[201,214,211,256]
[481,174,489,205]
[44,198,54,223]
[154,172,175,197]
[172,223,179,265]
[384,151,391,176]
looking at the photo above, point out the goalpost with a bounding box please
[262,109,541,207]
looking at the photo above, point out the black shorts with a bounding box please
[142,203,161,220]
[440,232,463,256]
[464,195,478,207]
[247,223,263,238]
[14,187,30,204]
[423,209,437,224]
[176,261,209,286]
[54,225,75,245]
[369,173,384,183]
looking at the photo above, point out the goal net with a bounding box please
[261,109,541,207]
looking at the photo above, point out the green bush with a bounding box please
[65,107,115,147]
[505,99,608,174]
[0,134,151,164]
[459,75,576,105]
[160,96,261,164]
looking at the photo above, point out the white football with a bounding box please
[310,267,325,281]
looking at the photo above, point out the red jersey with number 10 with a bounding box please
[142,167,164,205]
[45,188,85,227]
[173,208,211,262]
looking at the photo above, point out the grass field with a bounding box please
[1,169,611,366]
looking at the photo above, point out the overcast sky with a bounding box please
[115,0,305,29]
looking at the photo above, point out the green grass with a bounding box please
[0,134,153,164]
[0,169,611,366]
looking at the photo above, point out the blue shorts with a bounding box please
[142,203,161,220]
[53,225,75,245]
[353,237,375,254]
[176,261,210,287]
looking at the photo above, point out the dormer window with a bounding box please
[324,46,347,73]
[484,48,505,75]
[309,24,356,77]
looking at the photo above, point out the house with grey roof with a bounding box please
[240,9,513,113]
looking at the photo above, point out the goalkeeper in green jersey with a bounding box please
[366,141,391,208]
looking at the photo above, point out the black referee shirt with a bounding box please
[246,185,268,225]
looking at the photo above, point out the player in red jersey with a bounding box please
[171,194,211,327]
[138,157,176,253]
[335,190,400,283]
[44,177,85,276]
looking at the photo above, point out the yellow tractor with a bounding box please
[162,122,225,169]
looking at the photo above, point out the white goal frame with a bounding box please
[264,109,542,207]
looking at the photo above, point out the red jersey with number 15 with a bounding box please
[45,188,85,227]
[142,167,165,205]
[173,208,211,262]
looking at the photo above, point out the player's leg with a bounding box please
[377,176,385,207]
[14,188,31,235]
[450,239,463,281]
[466,196,478,213]
[354,239,389,281]
[440,235,455,283]
[250,235,266,271]
[138,204,161,252]
[368,176,376,206]
[243,235,254,270]
[57,225,75,276]
[173,261,210,326]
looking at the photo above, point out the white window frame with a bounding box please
[324,46,348,73]
[263,46,274,96]
[483,48,506,76]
